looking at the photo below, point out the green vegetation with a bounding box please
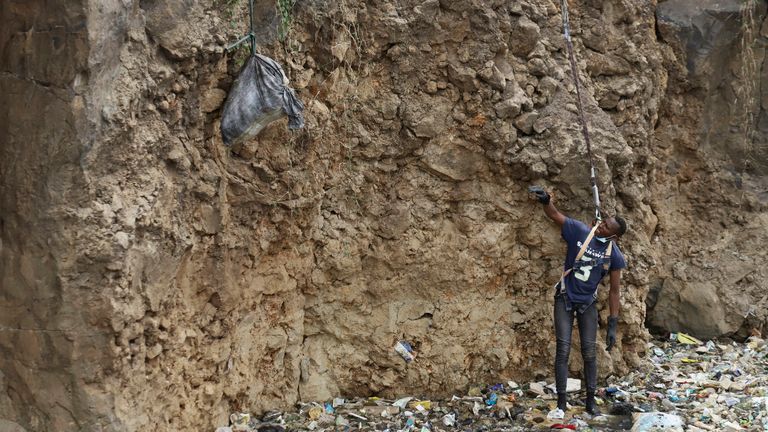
[219,0,243,29]
[277,0,295,40]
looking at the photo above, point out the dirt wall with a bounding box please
[0,0,766,431]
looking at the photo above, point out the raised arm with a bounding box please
[529,186,567,226]
[543,200,567,226]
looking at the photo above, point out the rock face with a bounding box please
[646,0,768,339]
[0,0,766,431]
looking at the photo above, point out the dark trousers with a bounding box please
[554,294,598,395]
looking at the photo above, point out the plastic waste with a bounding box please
[747,336,764,350]
[570,419,590,428]
[631,412,684,431]
[547,378,581,393]
[307,406,322,420]
[441,413,456,426]
[261,411,282,423]
[348,413,366,422]
[488,383,504,392]
[220,54,304,147]
[334,415,349,427]
[229,413,250,432]
[217,335,768,432]
[361,405,399,417]
[393,397,413,409]
[472,401,483,416]
[394,340,416,362]
[547,408,565,420]
[408,400,431,412]
[676,333,703,345]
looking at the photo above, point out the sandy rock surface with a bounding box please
[0,0,767,431]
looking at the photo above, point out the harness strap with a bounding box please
[557,226,615,295]
[558,224,599,294]
[603,241,613,272]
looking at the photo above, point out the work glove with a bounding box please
[606,316,618,351]
[528,185,551,205]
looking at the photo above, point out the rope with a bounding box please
[560,0,602,221]
[226,0,257,55]
[248,0,256,54]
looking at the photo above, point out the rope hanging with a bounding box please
[560,0,602,222]
[226,0,257,55]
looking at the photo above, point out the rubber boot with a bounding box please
[585,392,600,415]
[557,393,568,411]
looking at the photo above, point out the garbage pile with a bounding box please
[214,334,768,431]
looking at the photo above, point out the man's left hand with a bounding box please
[606,316,618,351]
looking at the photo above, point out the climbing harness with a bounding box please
[227,0,257,55]
[557,224,613,296]
[560,0,602,222]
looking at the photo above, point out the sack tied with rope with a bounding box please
[220,53,305,147]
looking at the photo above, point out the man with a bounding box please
[529,186,627,416]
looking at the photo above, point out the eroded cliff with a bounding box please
[1,0,767,430]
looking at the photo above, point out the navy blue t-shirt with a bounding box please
[561,218,626,305]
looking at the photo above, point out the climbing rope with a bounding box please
[226,0,257,55]
[560,0,602,222]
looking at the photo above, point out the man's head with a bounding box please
[595,216,627,239]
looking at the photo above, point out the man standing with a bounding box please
[529,186,627,416]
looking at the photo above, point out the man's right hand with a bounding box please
[528,185,551,205]
[606,316,618,351]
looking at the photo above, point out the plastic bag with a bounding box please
[394,340,416,362]
[220,54,304,146]
[631,412,684,431]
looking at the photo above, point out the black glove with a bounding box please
[528,185,551,205]
[606,316,618,351]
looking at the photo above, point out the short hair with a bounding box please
[614,216,627,236]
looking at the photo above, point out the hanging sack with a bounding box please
[220,53,305,146]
